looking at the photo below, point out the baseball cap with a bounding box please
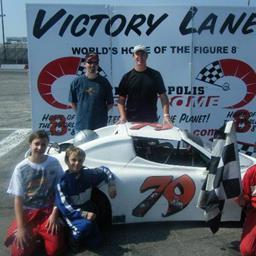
[132,45,147,54]
[85,52,99,63]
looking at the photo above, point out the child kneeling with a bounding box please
[55,146,116,252]
[4,130,66,256]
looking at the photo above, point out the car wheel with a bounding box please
[91,188,112,230]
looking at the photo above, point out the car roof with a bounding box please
[124,123,183,141]
[96,123,195,143]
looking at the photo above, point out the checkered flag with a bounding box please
[238,141,256,158]
[197,121,241,233]
[196,61,224,84]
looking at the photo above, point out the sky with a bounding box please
[1,0,95,42]
[0,0,252,43]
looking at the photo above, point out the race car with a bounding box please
[46,122,256,226]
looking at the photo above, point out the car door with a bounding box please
[112,137,210,223]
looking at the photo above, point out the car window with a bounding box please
[132,137,209,167]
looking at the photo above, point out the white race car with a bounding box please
[47,123,256,226]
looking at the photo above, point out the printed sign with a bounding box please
[27,4,256,155]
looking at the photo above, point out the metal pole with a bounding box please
[0,0,7,63]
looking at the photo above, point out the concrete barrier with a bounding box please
[0,64,28,72]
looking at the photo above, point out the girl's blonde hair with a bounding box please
[65,146,86,165]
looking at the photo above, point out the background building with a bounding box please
[0,36,28,64]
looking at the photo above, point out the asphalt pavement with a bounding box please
[0,69,242,256]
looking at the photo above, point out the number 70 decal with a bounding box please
[132,175,196,217]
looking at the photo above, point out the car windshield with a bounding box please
[132,137,209,167]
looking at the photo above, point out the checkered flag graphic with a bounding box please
[196,61,224,84]
[75,57,107,77]
[197,121,241,233]
[76,58,85,76]
[238,141,256,158]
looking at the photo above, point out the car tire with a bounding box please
[91,188,112,230]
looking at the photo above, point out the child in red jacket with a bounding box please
[237,164,256,256]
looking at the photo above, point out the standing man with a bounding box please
[117,45,172,127]
[69,52,114,131]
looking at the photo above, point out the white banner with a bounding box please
[27,4,256,155]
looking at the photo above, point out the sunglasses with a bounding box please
[86,61,98,65]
